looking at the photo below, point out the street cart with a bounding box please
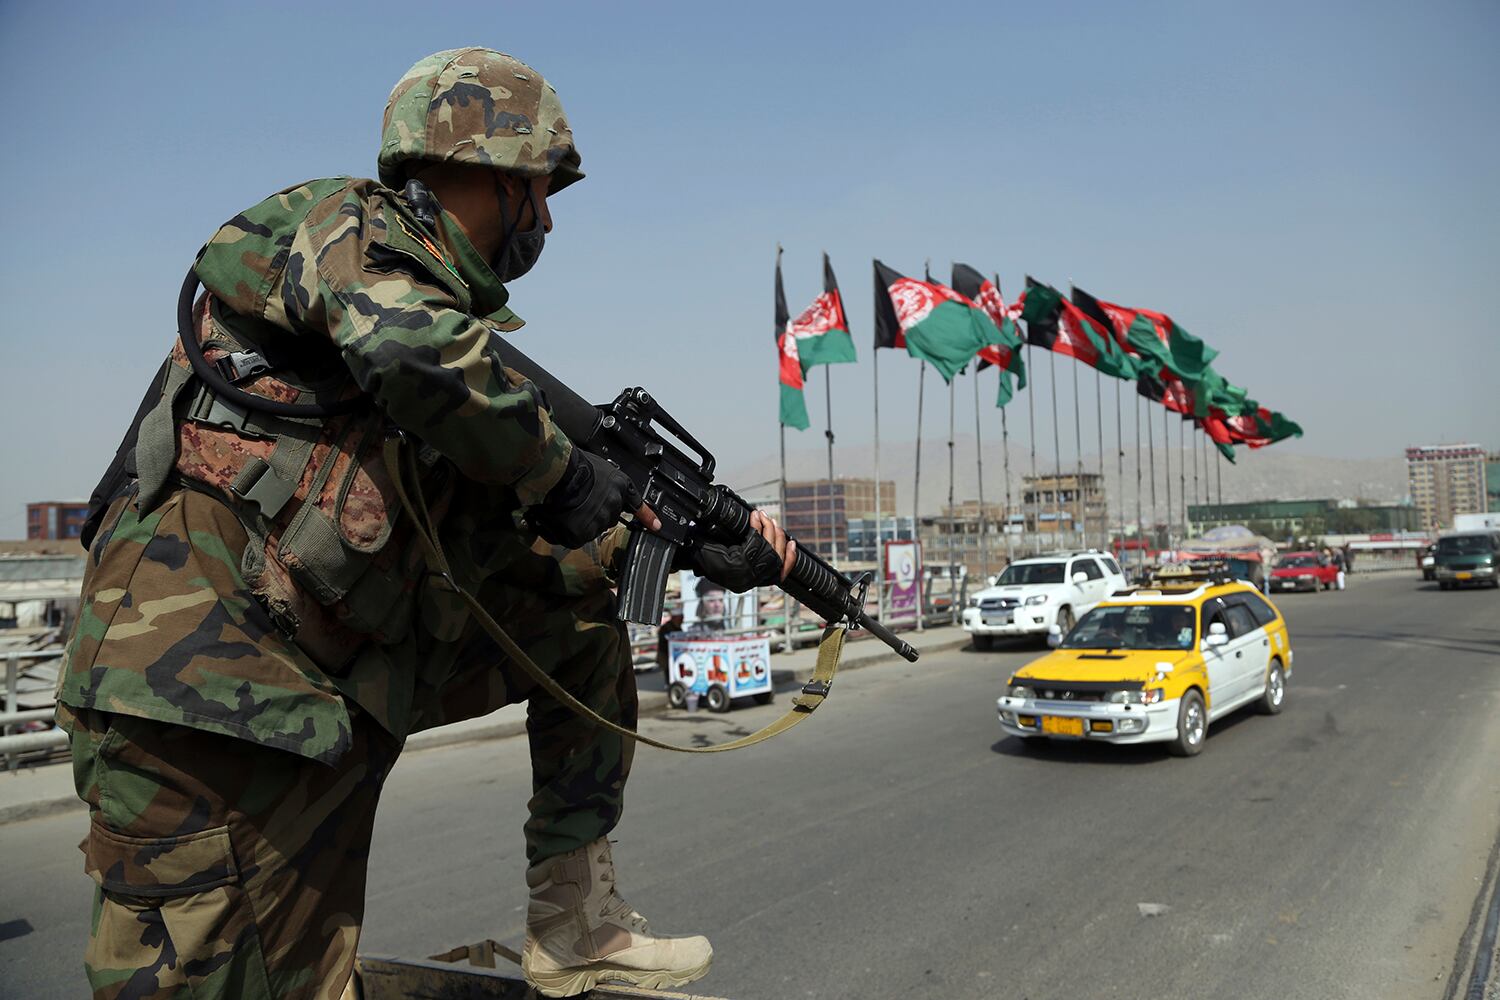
[663,632,774,713]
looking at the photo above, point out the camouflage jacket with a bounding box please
[57,178,619,763]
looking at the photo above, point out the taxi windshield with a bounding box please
[997,562,1065,585]
[1061,604,1197,650]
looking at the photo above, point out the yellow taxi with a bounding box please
[995,567,1292,756]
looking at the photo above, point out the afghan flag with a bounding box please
[1224,406,1303,449]
[1071,286,1217,382]
[873,260,1003,382]
[951,263,1027,406]
[1020,279,1138,379]
[1198,411,1239,462]
[786,254,857,372]
[1137,370,1198,415]
[774,251,810,430]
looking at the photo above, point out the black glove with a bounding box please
[678,531,785,594]
[532,449,641,549]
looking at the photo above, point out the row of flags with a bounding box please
[774,254,1303,462]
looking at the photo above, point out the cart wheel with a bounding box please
[706,685,731,713]
[753,690,775,706]
[667,683,687,709]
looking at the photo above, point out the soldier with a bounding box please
[56,47,792,999]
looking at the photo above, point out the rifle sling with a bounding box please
[383,436,844,753]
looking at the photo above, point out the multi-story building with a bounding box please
[1488,455,1500,516]
[1187,499,1422,538]
[782,478,897,562]
[917,501,1012,580]
[845,515,916,568]
[25,501,91,541]
[1021,473,1107,549]
[1406,444,1488,532]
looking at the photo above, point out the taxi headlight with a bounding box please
[1008,685,1035,700]
[1106,689,1162,705]
[1025,594,1049,606]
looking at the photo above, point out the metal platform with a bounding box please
[355,942,730,1000]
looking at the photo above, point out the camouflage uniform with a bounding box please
[58,48,638,999]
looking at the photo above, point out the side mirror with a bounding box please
[1047,624,1063,648]
[1072,572,1088,585]
[1205,621,1228,647]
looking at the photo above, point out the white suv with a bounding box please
[962,552,1128,649]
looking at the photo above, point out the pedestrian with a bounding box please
[57,48,794,1000]
[1333,547,1347,591]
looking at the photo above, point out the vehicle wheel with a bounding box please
[1168,690,1207,757]
[1056,606,1075,633]
[1258,660,1286,715]
[753,690,775,705]
[705,685,731,713]
[667,682,687,709]
[972,635,993,651]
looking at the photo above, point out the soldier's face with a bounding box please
[496,174,553,235]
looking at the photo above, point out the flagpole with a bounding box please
[947,378,958,622]
[1115,378,1124,569]
[1026,343,1037,559]
[1191,418,1199,538]
[1094,367,1105,552]
[1001,402,1014,571]
[1049,350,1062,553]
[973,371,988,583]
[1147,396,1158,553]
[1134,389,1144,577]
[1216,444,1224,525]
[913,360,926,632]
[1071,359,1084,550]
[1178,416,1187,544]
[873,343,883,620]
[824,367,837,564]
[1162,406,1172,552]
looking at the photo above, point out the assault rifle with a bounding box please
[493,337,919,664]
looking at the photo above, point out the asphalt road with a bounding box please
[3,574,1499,1000]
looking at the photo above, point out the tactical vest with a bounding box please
[132,288,448,672]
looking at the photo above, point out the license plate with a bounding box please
[1041,715,1085,737]
[984,613,1011,625]
[1456,572,1472,581]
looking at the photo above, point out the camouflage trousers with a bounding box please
[66,541,639,1000]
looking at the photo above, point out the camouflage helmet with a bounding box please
[379,48,584,194]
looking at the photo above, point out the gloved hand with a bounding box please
[532,449,647,550]
[678,510,796,593]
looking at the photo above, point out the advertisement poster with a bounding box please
[680,569,759,634]
[666,634,772,698]
[884,540,922,619]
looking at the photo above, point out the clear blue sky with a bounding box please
[2,0,1496,533]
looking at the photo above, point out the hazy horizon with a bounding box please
[2,1,1496,536]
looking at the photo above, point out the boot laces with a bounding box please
[596,843,650,931]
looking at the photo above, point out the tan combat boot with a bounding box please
[522,838,712,997]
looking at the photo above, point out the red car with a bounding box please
[1271,551,1338,593]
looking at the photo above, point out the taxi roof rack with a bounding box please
[1147,560,1236,588]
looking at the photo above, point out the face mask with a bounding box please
[492,175,546,282]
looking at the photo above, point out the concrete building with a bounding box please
[1187,499,1422,539]
[25,501,90,541]
[1406,444,1488,532]
[846,515,916,567]
[1022,473,1106,549]
[782,478,896,562]
[917,502,1012,581]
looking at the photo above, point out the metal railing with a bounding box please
[1,649,67,770]
[626,572,966,670]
